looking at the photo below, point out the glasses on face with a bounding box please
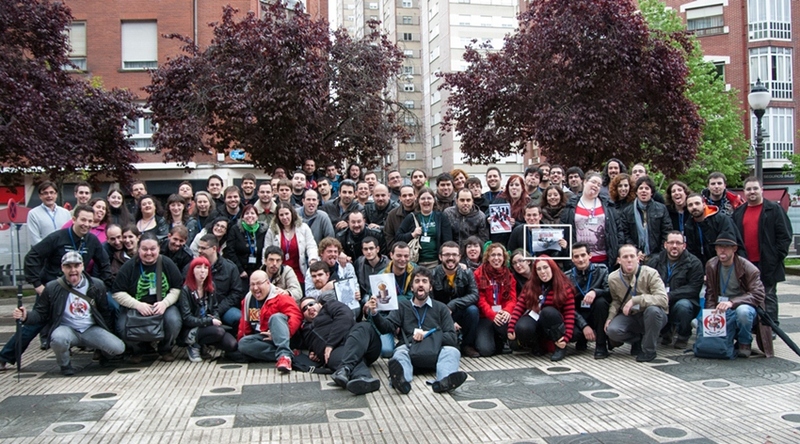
[250,280,268,288]
[441,253,459,258]
[665,241,684,246]
[512,260,526,267]
[301,302,315,312]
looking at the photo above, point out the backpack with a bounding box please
[693,309,736,360]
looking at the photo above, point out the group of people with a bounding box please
[1,158,792,397]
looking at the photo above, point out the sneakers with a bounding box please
[346,377,381,395]
[462,345,480,358]
[276,356,292,374]
[60,365,75,376]
[388,358,411,394]
[187,345,202,363]
[738,343,752,358]
[432,371,467,393]
[550,347,566,362]
[332,367,351,389]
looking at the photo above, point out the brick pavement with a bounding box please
[2,279,800,443]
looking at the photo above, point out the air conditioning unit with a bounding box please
[405,152,417,160]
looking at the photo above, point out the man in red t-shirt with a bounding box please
[732,177,792,327]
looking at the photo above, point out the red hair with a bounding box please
[500,175,530,221]
[184,257,214,293]
[521,255,572,312]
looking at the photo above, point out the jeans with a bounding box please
[728,305,756,346]
[222,307,242,329]
[663,298,699,340]
[50,325,125,367]
[391,344,461,382]
[474,318,508,357]
[0,323,44,365]
[116,305,182,355]
[607,306,667,354]
[237,313,292,361]
[451,305,479,348]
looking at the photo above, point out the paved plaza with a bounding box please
[2,278,800,443]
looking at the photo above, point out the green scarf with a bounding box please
[242,221,260,236]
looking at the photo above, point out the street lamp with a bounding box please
[748,78,770,183]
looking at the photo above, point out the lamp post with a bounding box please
[748,78,770,183]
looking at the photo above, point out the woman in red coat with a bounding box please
[474,243,517,357]
[507,255,575,361]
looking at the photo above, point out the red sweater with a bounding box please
[474,266,517,321]
[237,290,303,340]
[508,287,575,342]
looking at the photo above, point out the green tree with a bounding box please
[640,0,749,192]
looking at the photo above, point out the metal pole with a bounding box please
[13,224,23,381]
[754,109,765,184]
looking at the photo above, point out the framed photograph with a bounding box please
[488,203,512,234]
[369,273,398,311]
[521,224,573,261]
[334,278,360,310]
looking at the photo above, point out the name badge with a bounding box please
[587,217,599,225]
[248,256,257,264]
[665,286,670,294]
[528,310,540,321]
[580,300,591,309]
[492,305,502,313]
[631,304,640,312]
[719,297,729,302]
[285,253,290,260]
[149,286,157,296]
[420,235,431,243]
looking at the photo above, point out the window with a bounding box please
[127,109,155,150]
[404,100,415,109]
[403,66,414,75]
[121,21,157,70]
[403,84,415,92]
[403,49,414,57]
[752,107,794,160]
[403,32,413,41]
[749,47,792,99]
[65,22,87,71]
[402,16,412,24]
[712,62,725,81]
[402,0,412,7]
[748,0,791,40]
[686,5,725,36]
[369,2,378,9]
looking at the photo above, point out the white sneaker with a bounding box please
[187,345,202,362]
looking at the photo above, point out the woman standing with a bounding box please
[107,187,133,227]
[192,191,216,229]
[488,174,529,246]
[665,181,691,235]
[178,257,238,362]
[190,217,230,257]
[135,195,169,241]
[507,256,575,361]
[474,243,517,357]
[540,185,567,225]
[620,176,673,260]
[225,205,268,286]
[396,187,453,269]
[165,194,200,244]
[264,202,317,284]
[609,173,635,213]
[450,169,469,193]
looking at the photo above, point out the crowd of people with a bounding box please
[1,158,793,397]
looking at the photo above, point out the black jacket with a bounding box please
[364,201,399,231]
[337,227,387,262]
[224,220,268,275]
[620,200,673,256]
[684,206,742,265]
[560,195,624,267]
[321,198,364,228]
[159,238,194,271]
[371,296,458,348]
[568,263,611,307]
[431,265,479,312]
[177,285,221,327]
[26,275,112,334]
[733,199,793,285]
[354,254,391,297]
[300,299,355,357]
[211,257,244,317]
[444,205,491,247]
[25,228,111,289]
[646,249,703,306]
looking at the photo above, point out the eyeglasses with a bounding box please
[249,280,268,288]
[301,303,315,312]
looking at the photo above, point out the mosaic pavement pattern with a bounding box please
[2,280,800,443]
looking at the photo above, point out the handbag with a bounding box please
[401,328,443,370]
[406,214,422,263]
[123,257,165,342]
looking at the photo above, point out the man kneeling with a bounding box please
[366,267,467,394]
[14,252,124,376]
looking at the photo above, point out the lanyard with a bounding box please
[572,266,593,296]
[245,231,256,255]
[46,206,58,230]
[697,225,704,253]
[395,270,407,294]
[490,279,499,305]
[678,213,684,234]
[720,264,735,297]
[579,198,598,217]
[282,231,292,259]
[68,229,85,255]
[139,262,156,288]
[619,267,639,298]
[420,213,433,235]
[412,304,428,328]
[666,262,675,284]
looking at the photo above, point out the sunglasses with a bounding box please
[301,302,315,312]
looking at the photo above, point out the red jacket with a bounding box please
[237,286,303,340]
[474,265,517,321]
